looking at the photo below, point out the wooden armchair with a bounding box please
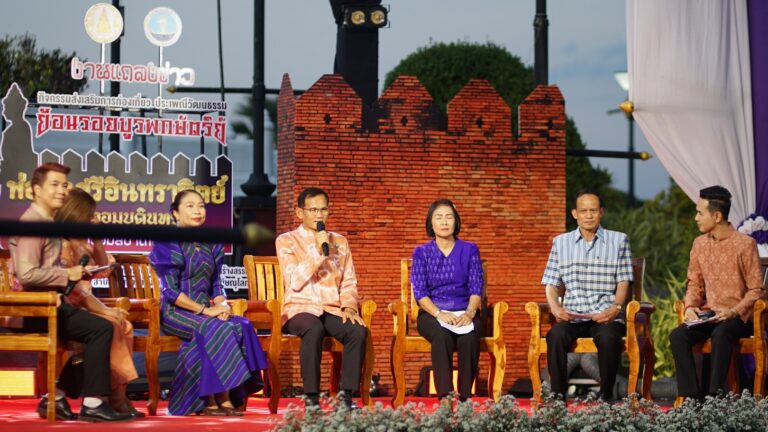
[388,259,508,407]
[672,300,767,406]
[109,254,248,416]
[671,259,768,407]
[526,257,654,402]
[0,291,59,422]
[242,255,377,413]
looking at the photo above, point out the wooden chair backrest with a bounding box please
[110,254,160,299]
[761,258,768,288]
[243,255,283,304]
[631,257,645,302]
[401,258,488,325]
[0,249,11,294]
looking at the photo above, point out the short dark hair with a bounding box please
[31,162,70,189]
[699,185,732,219]
[425,198,461,238]
[298,187,329,208]
[573,188,603,209]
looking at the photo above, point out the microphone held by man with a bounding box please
[63,254,90,296]
[317,221,330,256]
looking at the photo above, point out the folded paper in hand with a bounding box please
[684,315,719,327]
[438,310,475,335]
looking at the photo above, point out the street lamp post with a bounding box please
[614,71,636,208]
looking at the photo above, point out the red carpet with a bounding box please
[0,396,503,431]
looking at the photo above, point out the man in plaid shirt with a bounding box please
[541,189,634,402]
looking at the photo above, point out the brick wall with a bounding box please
[275,73,565,397]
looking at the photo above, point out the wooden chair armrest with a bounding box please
[228,299,247,316]
[145,297,161,344]
[360,300,377,328]
[488,301,509,339]
[673,300,685,325]
[525,301,545,340]
[388,300,408,336]
[753,299,767,334]
[0,291,59,305]
[244,299,272,314]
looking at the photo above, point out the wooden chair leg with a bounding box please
[46,349,57,422]
[268,346,280,414]
[528,350,542,403]
[627,347,641,398]
[641,345,655,400]
[361,329,375,407]
[728,351,739,394]
[330,351,341,397]
[390,338,405,408]
[145,348,160,416]
[754,349,765,397]
[488,345,506,401]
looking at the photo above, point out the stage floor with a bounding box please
[0,396,501,431]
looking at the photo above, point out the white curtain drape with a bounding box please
[626,0,755,224]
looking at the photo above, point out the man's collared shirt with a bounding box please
[541,225,634,318]
[7,203,90,327]
[684,228,764,322]
[275,224,359,325]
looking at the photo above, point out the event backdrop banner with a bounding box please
[0,82,233,254]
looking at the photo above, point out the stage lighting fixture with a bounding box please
[350,10,366,25]
[343,5,387,29]
[370,9,386,26]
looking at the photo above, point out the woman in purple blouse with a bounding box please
[411,198,483,402]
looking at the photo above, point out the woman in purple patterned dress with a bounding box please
[150,190,267,416]
[411,199,484,402]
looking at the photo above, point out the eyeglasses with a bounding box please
[302,207,329,215]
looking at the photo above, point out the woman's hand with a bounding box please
[454,312,474,327]
[203,304,231,321]
[436,311,458,325]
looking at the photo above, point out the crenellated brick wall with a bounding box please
[275,73,566,397]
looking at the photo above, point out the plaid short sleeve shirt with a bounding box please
[541,225,633,317]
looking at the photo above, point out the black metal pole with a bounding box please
[240,0,275,197]
[628,114,636,207]
[534,0,549,85]
[0,220,273,249]
[109,0,123,153]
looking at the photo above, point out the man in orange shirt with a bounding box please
[670,185,765,400]
[275,187,367,409]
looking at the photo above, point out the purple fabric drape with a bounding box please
[748,0,768,217]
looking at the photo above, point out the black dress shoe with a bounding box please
[79,403,134,422]
[338,392,359,411]
[304,394,320,408]
[36,396,77,420]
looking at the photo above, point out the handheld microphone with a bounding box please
[316,221,329,256]
[63,254,90,296]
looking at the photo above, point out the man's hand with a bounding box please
[551,305,573,322]
[67,265,85,282]
[341,307,365,326]
[592,305,620,324]
[714,307,738,322]
[111,307,128,328]
[316,231,330,255]
[684,307,703,322]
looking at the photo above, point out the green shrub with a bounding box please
[272,392,768,431]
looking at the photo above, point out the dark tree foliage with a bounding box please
[383,41,624,225]
[0,34,87,96]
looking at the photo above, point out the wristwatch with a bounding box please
[614,303,623,312]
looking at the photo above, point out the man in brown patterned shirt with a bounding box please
[670,185,765,400]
